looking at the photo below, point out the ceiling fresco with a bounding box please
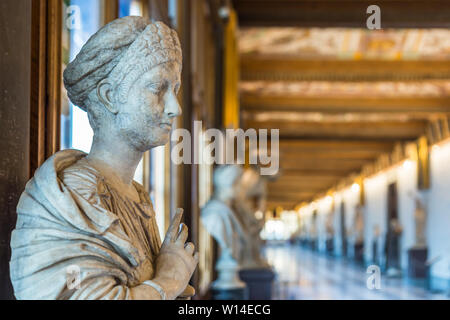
[240,80,450,97]
[239,28,450,60]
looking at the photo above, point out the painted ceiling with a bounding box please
[240,80,450,97]
[239,28,450,60]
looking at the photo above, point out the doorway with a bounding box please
[385,182,401,274]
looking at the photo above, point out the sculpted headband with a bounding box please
[63,17,182,111]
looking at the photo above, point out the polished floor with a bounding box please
[264,243,449,300]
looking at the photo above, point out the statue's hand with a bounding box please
[153,209,199,300]
[176,285,196,300]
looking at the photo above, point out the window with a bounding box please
[61,0,147,153]
[61,0,105,152]
[119,0,144,17]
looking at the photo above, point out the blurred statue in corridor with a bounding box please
[10,17,198,300]
[372,224,381,265]
[385,218,403,276]
[353,204,364,245]
[233,167,270,269]
[350,204,364,262]
[325,208,335,254]
[407,191,428,278]
[310,212,319,251]
[412,194,427,248]
[200,165,246,295]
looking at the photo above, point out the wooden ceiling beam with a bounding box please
[241,95,450,114]
[245,120,427,139]
[240,58,450,82]
[270,174,346,183]
[278,149,387,160]
[268,182,331,190]
[268,185,331,194]
[266,201,299,210]
[279,158,370,171]
[233,0,450,28]
[268,193,316,202]
[278,169,360,177]
[275,139,395,151]
[267,193,315,206]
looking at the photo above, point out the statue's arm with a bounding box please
[65,276,167,300]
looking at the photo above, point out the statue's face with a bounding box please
[115,61,182,151]
[235,176,266,215]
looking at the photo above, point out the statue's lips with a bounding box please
[159,122,172,130]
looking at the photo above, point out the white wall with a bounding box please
[397,160,417,269]
[299,206,313,239]
[364,173,388,265]
[332,194,342,256]
[316,197,333,253]
[343,186,360,257]
[332,187,360,257]
[428,143,450,283]
[363,162,417,271]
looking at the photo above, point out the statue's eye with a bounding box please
[148,82,162,93]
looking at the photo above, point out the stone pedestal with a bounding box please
[211,287,247,300]
[372,240,379,265]
[239,268,276,300]
[210,251,247,300]
[408,247,428,279]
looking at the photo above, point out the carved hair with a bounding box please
[63,16,181,112]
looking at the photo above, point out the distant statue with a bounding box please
[310,213,319,250]
[374,224,381,239]
[325,210,334,239]
[200,165,246,290]
[372,225,381,265]
[310,219,318,240]
[348,204,365,261]
[233,167,270,269]
[324,209,335,253]
[353,204,364,245]
[413,195,427,248]
[10,17,198,300]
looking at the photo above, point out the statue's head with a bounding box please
[236,168,267,215]
[213,165,243,201]
[63,17,182,151]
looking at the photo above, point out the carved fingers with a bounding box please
[176,223,189,246]
[177,284,196,300]
[163,208,184,246]
[161,208,199,264]
[184,242,195,255]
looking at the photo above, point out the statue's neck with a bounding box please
[87,133,143,187]
[214,194,233,207]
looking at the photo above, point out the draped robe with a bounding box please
[10,150,162,299]
[201,199,245,263]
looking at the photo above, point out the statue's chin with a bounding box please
[138,136,171,152]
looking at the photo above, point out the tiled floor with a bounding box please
[264,243,449,300]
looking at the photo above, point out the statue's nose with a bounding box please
[165,92,182,118]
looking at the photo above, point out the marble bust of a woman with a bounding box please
[10,17,198,300]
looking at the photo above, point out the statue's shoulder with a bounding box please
[59,157,102,203]
[201,199,232,219]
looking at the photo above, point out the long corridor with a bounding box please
[265,243,449,300]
